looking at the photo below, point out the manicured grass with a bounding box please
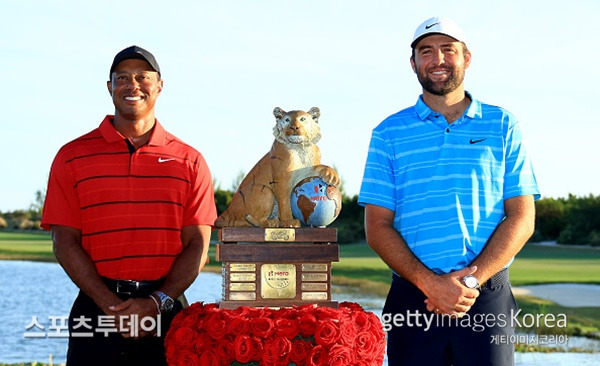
[331,241,600,287]
[2,231,598,287]
[0,231,55,261]
[510,244,600,286]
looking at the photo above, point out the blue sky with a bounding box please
[1,0,599,211]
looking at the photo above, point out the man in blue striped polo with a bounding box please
[359,17,539,365]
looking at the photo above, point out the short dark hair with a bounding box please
[411,41,469,61]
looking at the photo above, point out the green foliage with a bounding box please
[534,197,567,240]
[214,187,233,216]
[330,194,365,244]
[533,194,600,246]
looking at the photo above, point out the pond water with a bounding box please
[0,261,598,365]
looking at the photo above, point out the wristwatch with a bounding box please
[153,291,175,312]
[462,275,480,289]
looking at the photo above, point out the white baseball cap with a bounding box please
[411,17,466,48]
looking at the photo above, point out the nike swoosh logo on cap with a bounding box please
[425,22,440,29]
[158,157,175,163]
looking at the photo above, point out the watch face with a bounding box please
[464,275,479,289]
[163,298,174,312]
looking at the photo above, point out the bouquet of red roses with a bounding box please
[165,301,386,366]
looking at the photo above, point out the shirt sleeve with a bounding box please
[358,129,397,211]
[503,116,541,200]
[182,152,217,227]
[41,149,82,230]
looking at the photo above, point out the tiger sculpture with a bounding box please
[214,107,340,228]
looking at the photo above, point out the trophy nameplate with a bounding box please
[217,227,339,309]
[230,283,256,291]
[264,228,296,242]
[302,273,328,282]
[302,263,328,272]
[230,263,256,272]
[261,264,296,299]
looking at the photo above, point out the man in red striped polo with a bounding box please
[41,45,217,366]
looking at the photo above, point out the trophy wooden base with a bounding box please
[216,227,339,309]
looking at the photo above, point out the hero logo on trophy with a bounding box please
[215,107,342,308]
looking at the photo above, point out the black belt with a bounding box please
[101,277,164,298]
[393,268,510,291]
[480,268,509,290]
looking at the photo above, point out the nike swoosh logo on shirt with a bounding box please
[158,157,175,163]
[469,138,486,144]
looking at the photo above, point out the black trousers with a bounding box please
[66,290,182,366]
[383,273,517,366]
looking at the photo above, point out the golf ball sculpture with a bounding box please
[291,176,342,227]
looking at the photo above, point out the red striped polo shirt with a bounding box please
[42,115,217,281]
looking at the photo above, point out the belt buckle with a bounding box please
[116,279,139,296]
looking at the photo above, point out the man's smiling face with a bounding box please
[411,34,471,96]
[107,58,163,120]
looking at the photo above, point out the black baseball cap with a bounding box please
[109,45,161,79]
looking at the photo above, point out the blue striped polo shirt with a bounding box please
[358,93,540,274]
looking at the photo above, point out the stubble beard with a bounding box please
[418,67,465,96]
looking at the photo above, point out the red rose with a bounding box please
[314,306,342,321]
[307,344,327,366]
[261,336,291,366]
[203,312,227,339]
[231,305,252,317]
[290,338,312,365]
[173,349,198,366]
[354,310,370,332]
[367,312,385,338]
[215,339,236,366]
[193,333,214,351]
[198,349,219,366]
[275,307,297,319]
[250,316,275,338]
[314,319,340,347]
[171,327,196,350]
[275,317,300,340]
[339,321,357,347]
[233,334,255,364]
[298,313,318,337]
[355,331,377,360]
[250,336,264,360]
[328,344,356,366]
[340,301,363,312]
[227,314,250,335]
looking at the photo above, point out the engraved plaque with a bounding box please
[302,263,328,272]
[261,264,296,299]
[230,263,256,272]
[230,283,256,291]
[264,228,296,242]
[230,273,256,282]
[302,292,328,300]
[302,282,328,291]
[229,292,256,301]
[302,273,328,282]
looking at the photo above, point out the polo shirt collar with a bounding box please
[99,115,168,147]
[414,91,482,121]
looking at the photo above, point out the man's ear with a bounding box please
[107,80,113,96]
[464,50,472,70]
[410,56,417,74]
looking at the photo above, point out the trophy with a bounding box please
[214,107,342,309]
